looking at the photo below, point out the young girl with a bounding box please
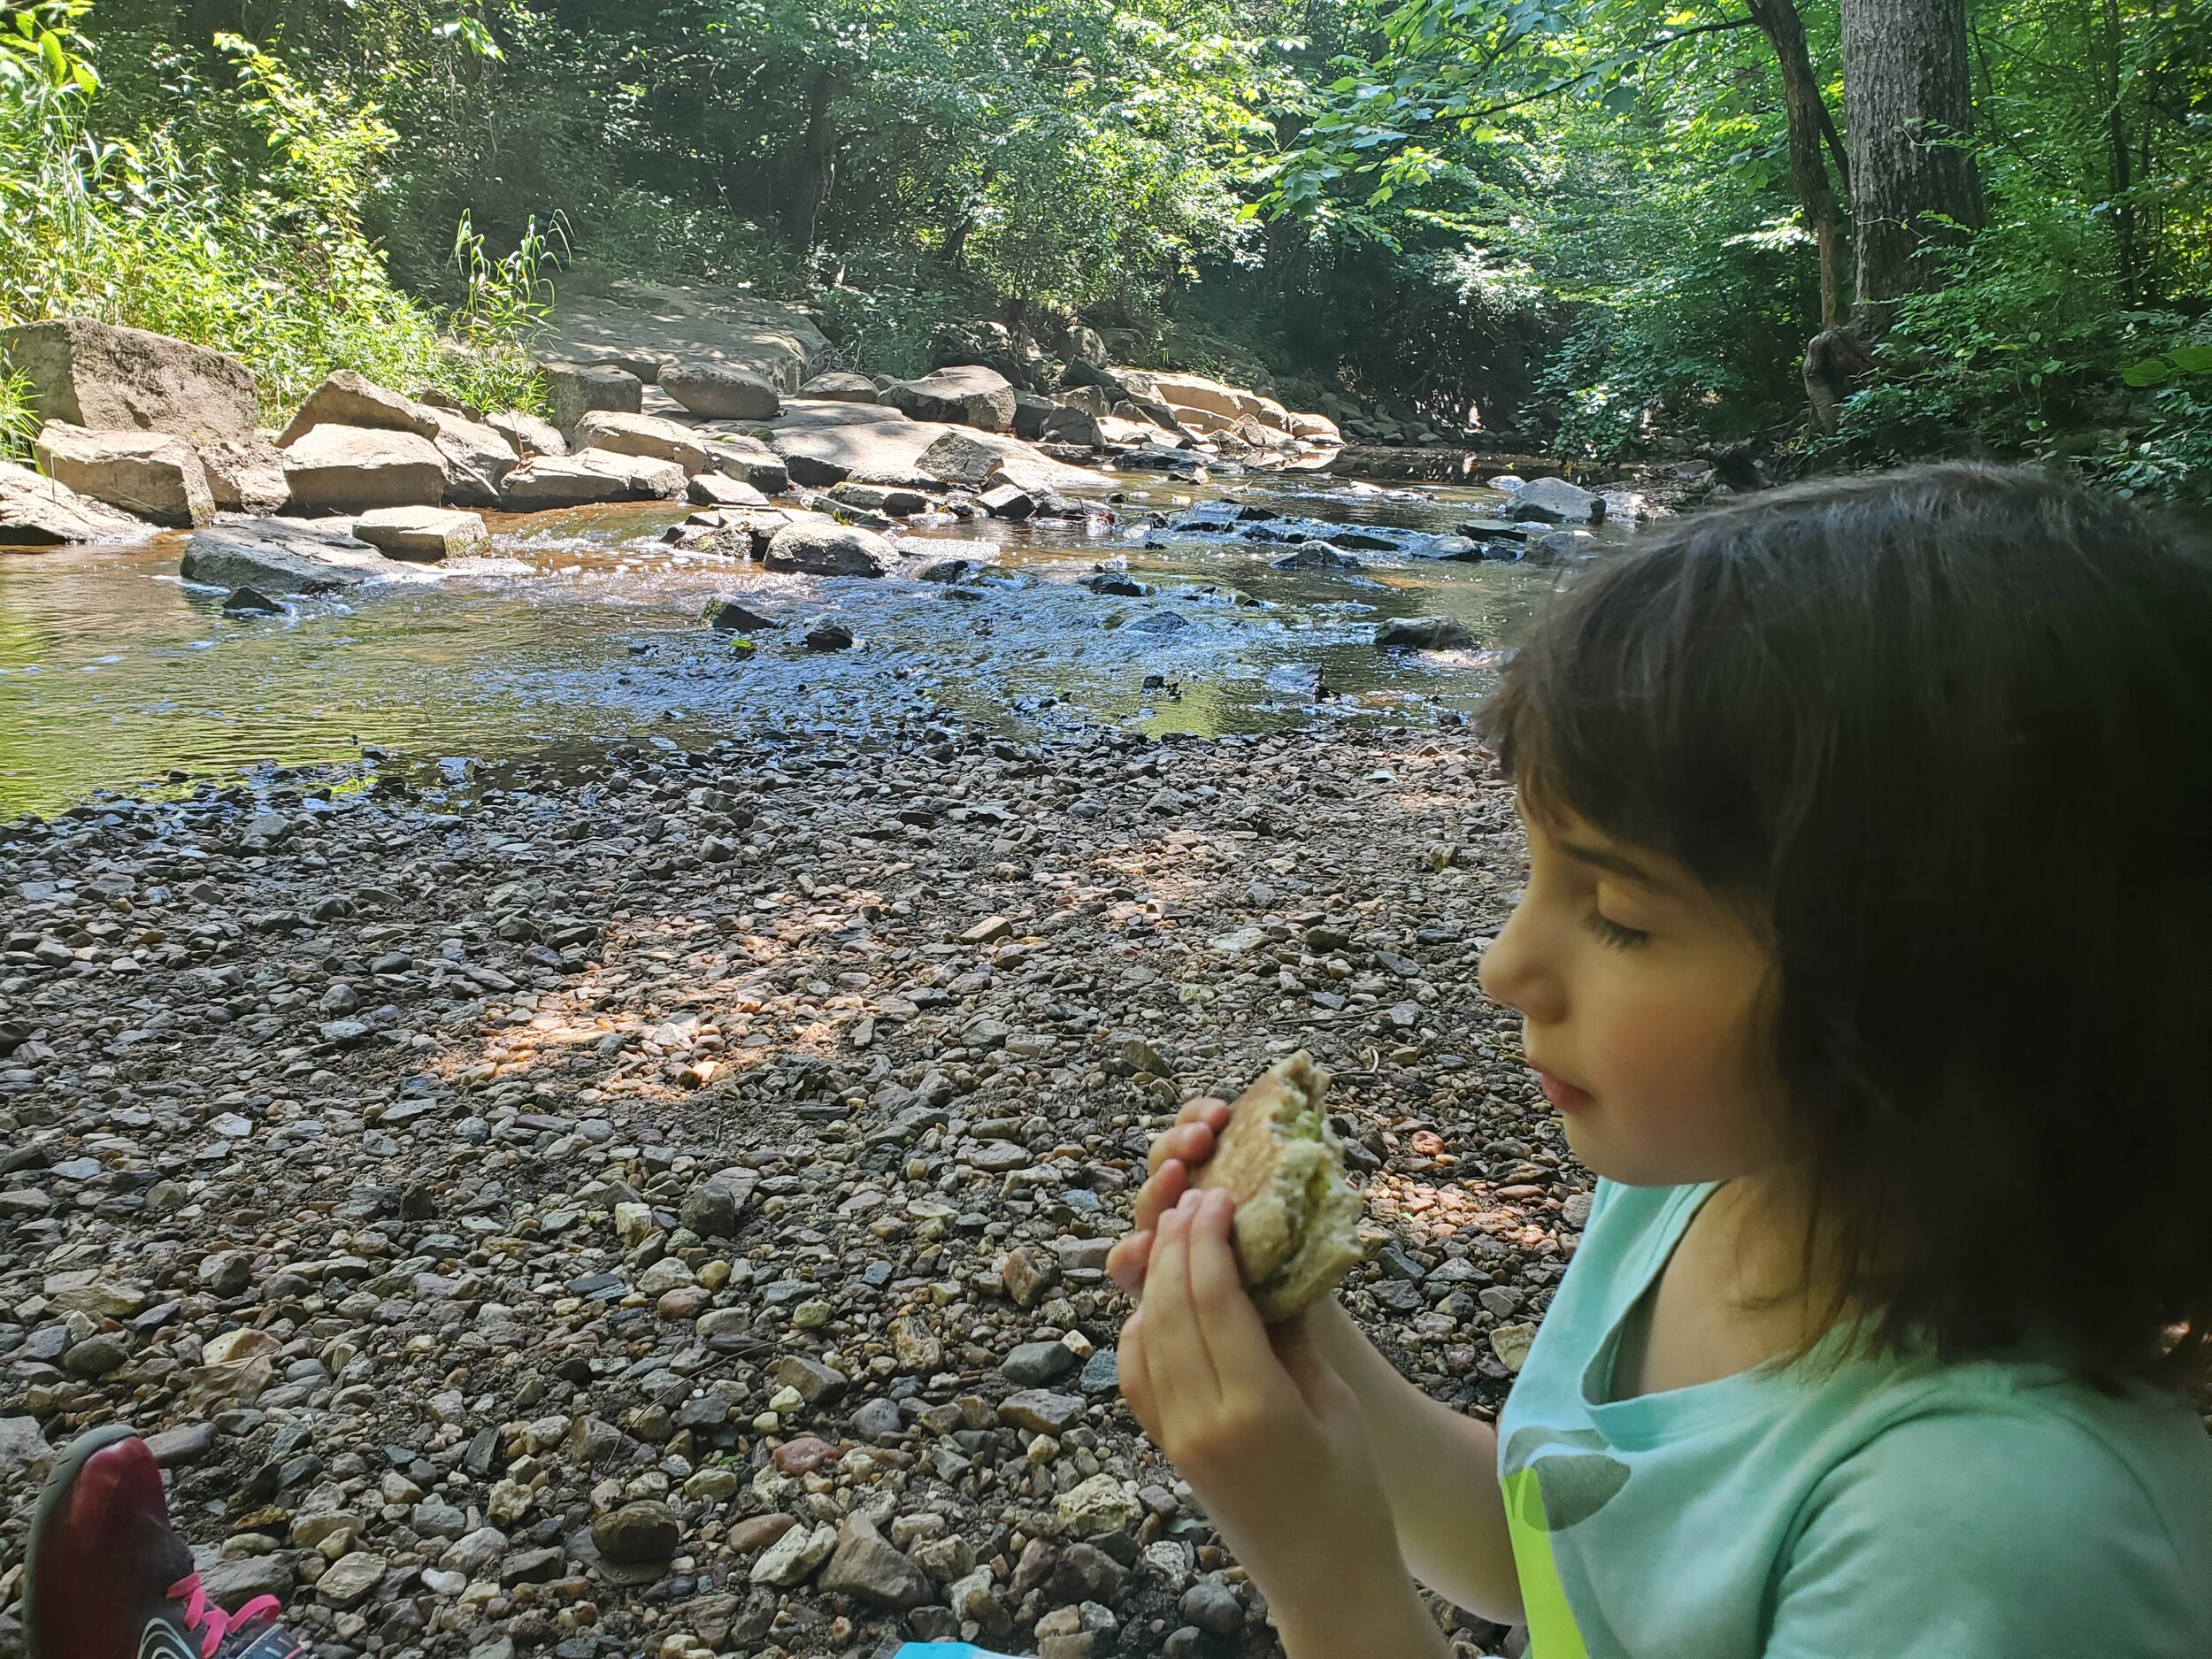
[1108,465,2212,1657]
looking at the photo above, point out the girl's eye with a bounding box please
[1583,908,1651,949]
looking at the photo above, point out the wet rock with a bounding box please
[222,586,284,615]
[703,596,776,634]
[1270,541,1359,571]
[1374,616,1477,651]
[3,318,257,442]
[662,360,780,420]
[280,425,448,513]
[33,422,215,527]
[0,457,152,546]
[181,519,416,596]
[1505,475,1602,524]
[351,506,490,564]
[804,622,855,652]
[762,521,890,578]
[979,482,1034,520]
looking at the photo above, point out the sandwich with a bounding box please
[1190,1050,1366,1320]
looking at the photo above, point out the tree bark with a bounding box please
[1746,0,1850,326]
[787,67,841,256]
[1837,0,1985,332]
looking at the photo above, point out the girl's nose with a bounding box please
[1479,893,1564,1025]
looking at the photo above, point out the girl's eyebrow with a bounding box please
[1557,838,1671,892]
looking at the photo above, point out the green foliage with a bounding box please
[0,366,39,460]
[0,6,548,420]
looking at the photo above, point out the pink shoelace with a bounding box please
[165,1573,283,1659]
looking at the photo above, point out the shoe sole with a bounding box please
[20,1421,141,1656]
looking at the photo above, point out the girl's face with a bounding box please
[1477,792,1786,1187]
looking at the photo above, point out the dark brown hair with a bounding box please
[1482,464,2212,1393]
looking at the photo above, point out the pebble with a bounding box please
[0,721,1594,1659]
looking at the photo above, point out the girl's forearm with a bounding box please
[1308,1297,1527,1624]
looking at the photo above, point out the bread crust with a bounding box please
[1191,1051,1366,1319]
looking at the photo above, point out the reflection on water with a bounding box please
[0,471,1613,816]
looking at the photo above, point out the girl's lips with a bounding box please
[1533,1067,1595,1114]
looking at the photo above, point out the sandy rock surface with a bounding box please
[0,723,1586,1658]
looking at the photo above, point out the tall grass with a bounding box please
[0,5,548,457]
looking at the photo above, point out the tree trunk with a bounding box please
[2102,0,2138,304]
[787,67,841,256]
[1746,0,1850,326]
[1837,0,1984,332]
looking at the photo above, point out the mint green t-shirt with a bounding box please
[1494,1179,2212,1658]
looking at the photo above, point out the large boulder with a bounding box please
[879,365,1017,433]
[547,280,828,392]
[1506,475,1603,525]
[0,459,151,546]
[1,318,257,442]
[500,448,686,511]
[701,435,789,495]
[196,439,289,515]
[660,360,780,421]
[488,410,566,459]
[276,372,440,448]
[572,411,711,474]
[180,518,420,595]
[915,429,1001,490]
[32,422,214,527]
[769,400,1096,494]
[762,520,891,578]
[1287,411,1342,446]
[795,371,878,403]
[351,506,489,563]
[280,426,447,513]
[428,409,520,507]
[544,363,643,430]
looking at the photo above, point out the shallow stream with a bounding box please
[0,469,1620,816]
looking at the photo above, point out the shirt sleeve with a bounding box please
[1763,1402,2202,1658]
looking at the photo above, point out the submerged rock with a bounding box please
[180,518,420,595]
[1374,615,1478,651]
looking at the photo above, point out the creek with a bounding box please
[0,469,1623,818]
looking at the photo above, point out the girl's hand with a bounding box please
[1106,1094,1231,1295]
[1119,1188,1417,1646]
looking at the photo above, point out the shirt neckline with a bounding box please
[1578,1181,1850,1448]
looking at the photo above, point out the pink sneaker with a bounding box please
[23,1425,303,1659]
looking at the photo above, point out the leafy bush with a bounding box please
[0,5,548,422]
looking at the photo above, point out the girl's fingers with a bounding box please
[1146,1117,1222,1178]
[1132,1156,1191,1236]
[1139,1194,1222,1420]
[1118,1308,1159,1439]
[1105,1226,1154,1294]
[1183,1187,1280,1379]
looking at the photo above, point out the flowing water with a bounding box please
[0,469,1623,817]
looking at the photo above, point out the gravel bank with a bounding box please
[0,721,1587,1659]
